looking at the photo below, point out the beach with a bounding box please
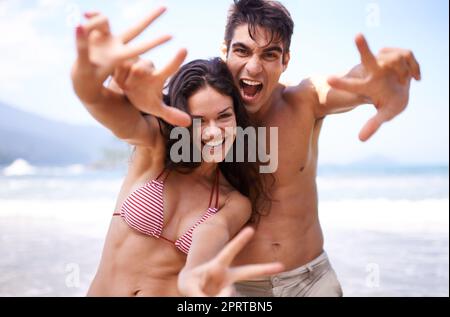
[0,166,448,297]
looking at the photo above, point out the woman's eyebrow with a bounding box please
[218,106,233,115]
[191,106,233,119]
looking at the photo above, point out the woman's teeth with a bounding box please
[204,139,224,147]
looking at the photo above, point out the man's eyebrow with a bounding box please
[232,42,251,50]
[232,42,283,54]
[262,46,283,54]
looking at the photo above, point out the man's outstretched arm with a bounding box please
[307,34,421,141]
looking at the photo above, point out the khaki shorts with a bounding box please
[234,251,343,297]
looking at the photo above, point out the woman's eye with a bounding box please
[219,113,232,119]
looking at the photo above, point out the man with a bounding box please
[73,1,420,297]
[212,0,420,297]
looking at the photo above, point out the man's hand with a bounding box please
[327,34,421,142]
[112,51,192,127]
[178,227,284,297]
[71,7,171,104]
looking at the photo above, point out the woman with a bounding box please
[71,8,282,296]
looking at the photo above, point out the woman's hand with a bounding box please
[112,52,192,127]
[178,227,285,297]
[71,7,171,104]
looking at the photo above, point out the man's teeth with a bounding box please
[242,79,262,86]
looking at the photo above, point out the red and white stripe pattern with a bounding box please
[120,179,165,238]
[118,177,219,255]
[174,207,219,254]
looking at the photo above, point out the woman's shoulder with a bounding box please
[225,190,251,207]
[217,176,251,212]
[219,189,252,222]
[124,144,166,184]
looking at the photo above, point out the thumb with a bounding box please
[159,103,192,127]
[75,25,89,65]
[359,111,386,142]
[215,286,235,297]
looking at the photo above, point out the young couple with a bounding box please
[71,0,420,297]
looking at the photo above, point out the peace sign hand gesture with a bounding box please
[178,228,285,297]
[71,7,172,105]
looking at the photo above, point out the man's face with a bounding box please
[225,24,290,114]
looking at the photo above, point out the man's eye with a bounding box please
[235,49,248,55]
[264,53,278,60]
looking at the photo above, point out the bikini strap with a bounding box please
[156,168,171,182]
[215,168,220,209]
[208,168,220,209]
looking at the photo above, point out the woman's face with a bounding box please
[188,85,237,163]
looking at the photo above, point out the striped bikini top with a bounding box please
[114,168,220,255]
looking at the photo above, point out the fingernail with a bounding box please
[76,25,84,37]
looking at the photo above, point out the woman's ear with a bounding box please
[220,42,228,62]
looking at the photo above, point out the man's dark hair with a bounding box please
[224,0,294,59]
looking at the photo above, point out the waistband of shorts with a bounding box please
[238,251,330,282]
[275,251,329,279]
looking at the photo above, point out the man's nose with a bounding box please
[245,55,263,76]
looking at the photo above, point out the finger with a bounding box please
[380,48,421,81]
[117,34,172,62]
[108,77,125,95]
[122,59,155,90]
[113,58,138,89]
[83,14,110,35]
[327,76,367,94]
[405,51,421,81]
[215,286,235,298]
[355,34,379,72]
[159,103,192,127]
[378,51,411,85]
[230,262,285,283]
[121,6,167,44]
[183,283,207,297]
[387,56,411,85]
[75,25,89,65]
[215,227,255,266]
[84,12,100,19]
[155,48,188,80]
[359,111,387,142]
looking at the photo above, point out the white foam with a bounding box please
[2,159,36,176]
[1,198,448,236]
[320,199,449,234]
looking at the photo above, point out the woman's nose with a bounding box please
[203,124,221,140]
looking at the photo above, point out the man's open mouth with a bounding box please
[239,79,263,102]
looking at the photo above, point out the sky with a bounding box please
[0,0,448,165]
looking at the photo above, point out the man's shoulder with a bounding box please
[280,79,319,113]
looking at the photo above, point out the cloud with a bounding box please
[0,1,73,93]
[115,0,167,21]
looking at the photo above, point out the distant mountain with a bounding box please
[0,102,128,165]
